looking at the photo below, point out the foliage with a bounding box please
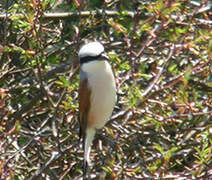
[0,0,211,179]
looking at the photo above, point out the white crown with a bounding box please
[78,42,104,59]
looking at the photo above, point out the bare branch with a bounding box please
[9,61,79,122]
[141,44,175,97]
[0,10,135,19]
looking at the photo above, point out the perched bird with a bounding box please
[78,42,116,177]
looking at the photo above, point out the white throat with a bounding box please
[81,60,108,73]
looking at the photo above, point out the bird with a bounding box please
[78,41,116,178]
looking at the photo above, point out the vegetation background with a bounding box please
[0,0,211,179]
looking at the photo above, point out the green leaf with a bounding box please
[139,73,151,80]
[155,144,164,154]
[18,137,26,146]
[154,0,165,12]
[168,64,177,72]
[56,76,70,88]
[102,166,113,174]
[140,22,152,32]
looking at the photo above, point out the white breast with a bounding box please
[81,60,116,129]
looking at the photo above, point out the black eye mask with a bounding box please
[80,53,108,64]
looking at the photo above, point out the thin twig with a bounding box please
[141,44,175,97]
[9,62,79,122]
[28,142,78,180]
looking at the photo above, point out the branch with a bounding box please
[1,10,211,27]
[141,44,175,97]
[0,10,135,19]
[28,142,78,180]
[9,60,79,122]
